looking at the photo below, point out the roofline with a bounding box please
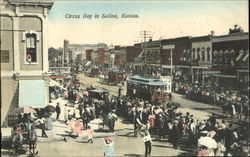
[9,0,53,8]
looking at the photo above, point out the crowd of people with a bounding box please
[47,69,249,156]
[173,79,249,121]
[113,95,249,156]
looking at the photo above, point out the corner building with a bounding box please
[0,0,53,125]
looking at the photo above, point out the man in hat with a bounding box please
[143,131,152,157]
[56,103,61,120]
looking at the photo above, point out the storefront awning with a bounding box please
[19,80,45,107]
[212,74,237,78]
[49,79,67,90]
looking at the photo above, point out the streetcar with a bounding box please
[127,75,168,104]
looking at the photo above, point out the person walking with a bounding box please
[170,121,180,149]
[87,126,94,143]
[82,108,90,130]
[56,103,61,120]
[35,117,48,138]
[134,111,143,137]
[143,131,152,157]
[74,120,83,137]
[104,137,115,157]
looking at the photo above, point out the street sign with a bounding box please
[163,45,175,49]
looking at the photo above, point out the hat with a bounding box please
[104,137,112,144]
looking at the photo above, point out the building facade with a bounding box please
[0,0,53,124]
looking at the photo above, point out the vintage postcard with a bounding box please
[1,0,249,156]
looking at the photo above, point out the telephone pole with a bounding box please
[140,31,152,65]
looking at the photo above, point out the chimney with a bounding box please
[211,30,215,36]
[234,24,238,29]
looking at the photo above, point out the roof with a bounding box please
[9,0,53,8]
[89,89,109,93]
[161,36,192,43]
[129,75,166,86]
[191,35,212,42]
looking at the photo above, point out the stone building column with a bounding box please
[42,8,49,72]
[13,16,20,72]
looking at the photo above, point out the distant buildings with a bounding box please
[63,40,107,66]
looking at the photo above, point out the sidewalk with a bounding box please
[37,97,115,142]
[1,97,114,142]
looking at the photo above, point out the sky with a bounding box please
[48,0,249,48]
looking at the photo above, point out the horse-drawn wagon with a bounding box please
[107,70,125,85]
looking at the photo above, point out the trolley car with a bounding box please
[127,75,168,103]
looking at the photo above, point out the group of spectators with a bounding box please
[113,95,249,156]
[173,80,249,121]
[50,74,119,136]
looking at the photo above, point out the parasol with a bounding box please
[45,105,56,112]
[198,136,217,149]
[13,106,36,115]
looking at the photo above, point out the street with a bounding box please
[34,74,225,156]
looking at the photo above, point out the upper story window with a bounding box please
[192,48,196,60]
[1,50,10,63]
[201,47,205,61]
[207,47,211,61]
[197,48,200,61]
[26,33,37,63]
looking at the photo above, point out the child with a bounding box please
[87,126,94,143]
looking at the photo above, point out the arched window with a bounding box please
[201,47,205,61]
[207,47,211,61]
[186,49,190,61]
[26,33,37,63]
[192,48,196,59]
[182,49,186,61]
[197,48,200,61]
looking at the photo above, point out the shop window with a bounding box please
[201,47,205,61]
[207,47,211,61]
[26,33,37,63]
[1,50,10,63]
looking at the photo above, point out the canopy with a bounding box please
[89,89,109,93]
[49,79,67,90]
[19,80,46,107]
[198,136,217,149]
[12,106,36,115]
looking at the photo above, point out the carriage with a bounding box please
[127,75,168,104]
[85,67,100,77]
[107,70,125,85]
[10,123,38,155]
[88,89,109,101]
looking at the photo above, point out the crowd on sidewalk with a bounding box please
[173,79,249,121]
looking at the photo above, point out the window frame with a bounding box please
[23,32,39,65]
